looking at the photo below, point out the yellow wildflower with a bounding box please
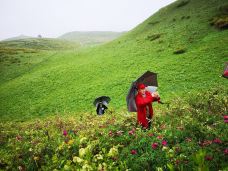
[79,148,86,158]
[82,164,93,171]
[162,146,168,151]
[68,139,74,145]
[63,165,70,171]
[73,156,84,163]
[108,146,118,157]
[33,156,39,161]
[80,137,87,144]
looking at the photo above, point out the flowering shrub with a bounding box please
[0,88,227,170]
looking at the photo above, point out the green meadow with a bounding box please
[0,0,228,170]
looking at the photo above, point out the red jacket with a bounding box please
[223,70,228,77]
[135,91,160,128]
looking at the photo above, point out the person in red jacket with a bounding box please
[135,83,160,129]
[222,70,228,78]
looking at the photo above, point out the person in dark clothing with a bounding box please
[96,102,108,115]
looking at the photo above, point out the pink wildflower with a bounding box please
[148,133,154,137]
[108,131,113,137]
[224,149,228,155]
[116,130,124,136]
[128,128,136,135]
[128,130,134,135]
[152,143,159,149]
[157,135,163,139]
[63,130,67,136]
[185,137,192,142]
[213,138,222,144]
[16,135,22,141]
[175,159,180,165]
[131,150,137,155]
[205,155,213,161]
[160,124,166,130]
[199,140,212,147]
[162,140,167,146]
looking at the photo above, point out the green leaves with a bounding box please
[193,149,209,171]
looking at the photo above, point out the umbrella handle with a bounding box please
[159,101,165,104]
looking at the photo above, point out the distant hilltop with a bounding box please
[58,31,126,46]
[2,34,34,41]
[2,31,126,46]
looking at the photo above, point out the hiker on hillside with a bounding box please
[135,83,161,129]
[222,63,228,78]
[222,70,228,78]
[94,96,110,115]
[96,102,108,115]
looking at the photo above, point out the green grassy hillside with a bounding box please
[58,31,125,46]
[0,0,228,121]
[0,0,228,170]
[0,38,79,96]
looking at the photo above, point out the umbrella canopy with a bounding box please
[93,96,111,107]
[126,82,138,112]
[126,71,158,112]
[135,71,158,87]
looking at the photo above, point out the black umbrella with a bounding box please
[126,82,138,112]
[93,96,111,106]
[126,71,158,112]
[135,71,158,87]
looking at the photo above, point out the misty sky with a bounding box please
[0,0,176,40]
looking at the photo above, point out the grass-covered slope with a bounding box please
[0,0,228,121]
[0,38,79,105]
[58,31,125,46]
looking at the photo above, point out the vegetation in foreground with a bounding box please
[0,87,227,171]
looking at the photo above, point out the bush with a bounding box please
[173,48,186,54]
[146,34,161,41]
[176,0,190,8]
[210,16,228,29]
[181,16,191,20]
[158,40,164,44]
[187,87,228,115]
[148,21,160,26]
